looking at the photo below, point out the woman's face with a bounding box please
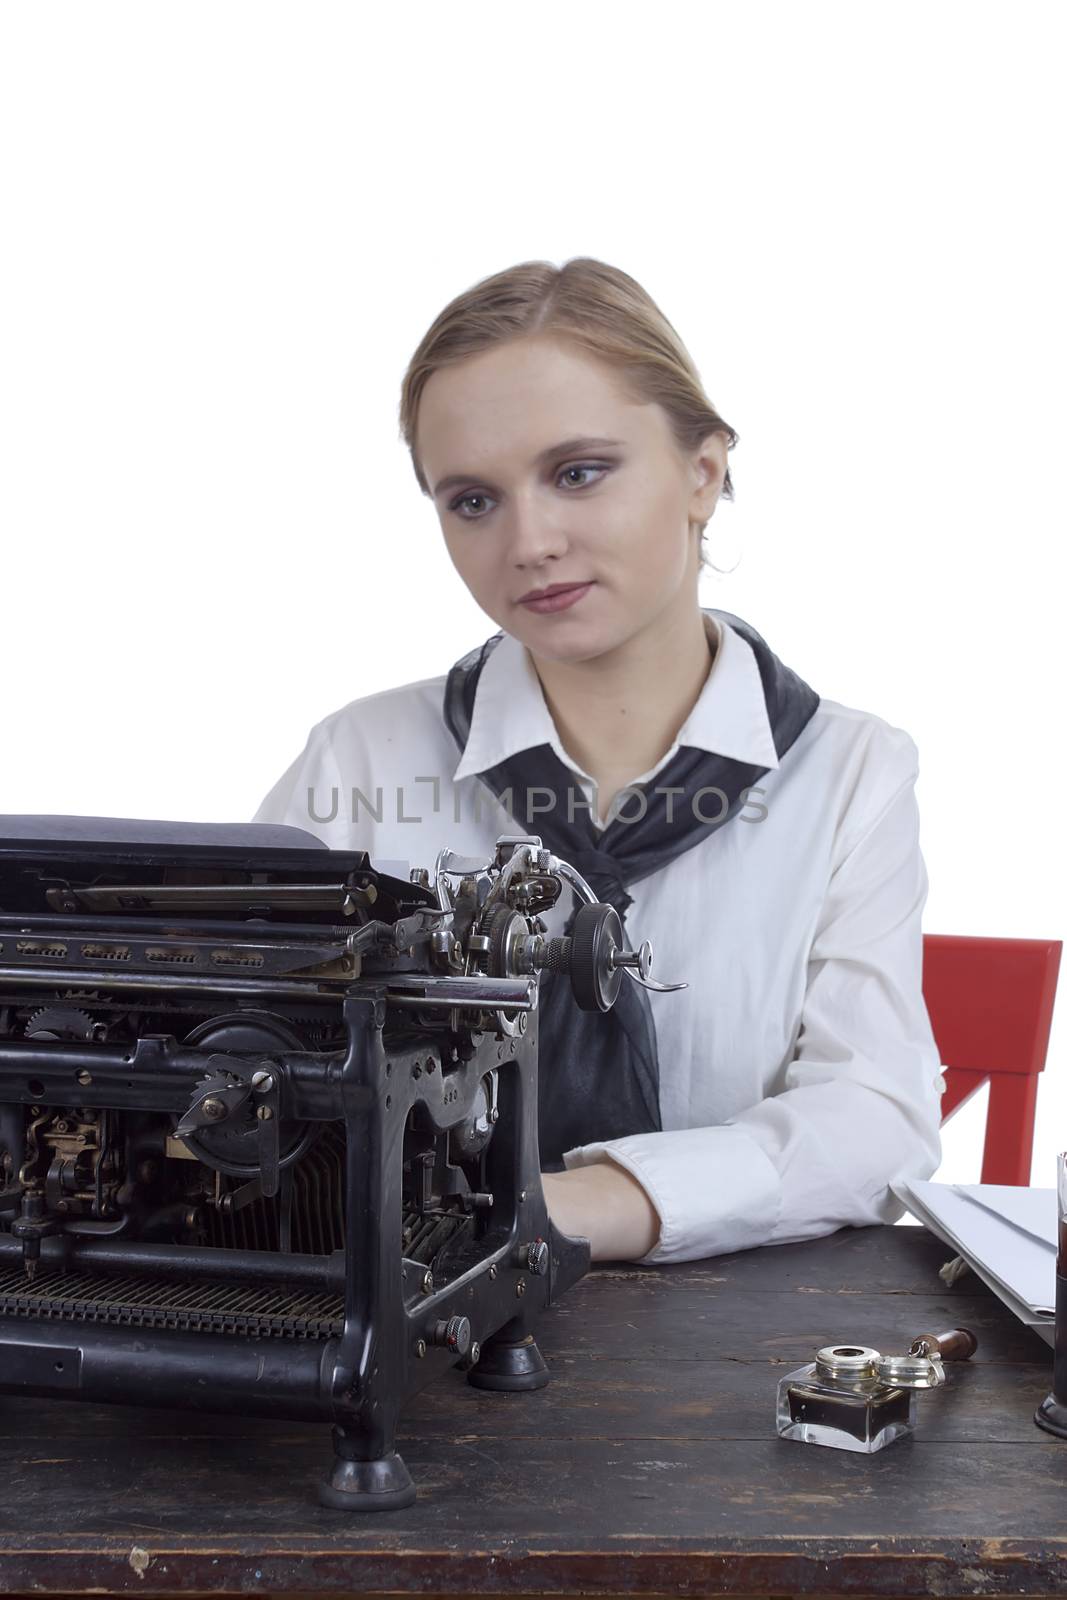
[416,335,727,663]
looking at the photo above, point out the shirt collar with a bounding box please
[451,611,781,786]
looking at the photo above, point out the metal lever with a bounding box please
[610,941,688,993]
[251,1065,281,1198]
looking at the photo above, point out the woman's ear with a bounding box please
[688,431,729,524]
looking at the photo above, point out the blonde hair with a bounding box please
[398,256,739,571]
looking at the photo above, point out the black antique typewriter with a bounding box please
[0,816,680,1511]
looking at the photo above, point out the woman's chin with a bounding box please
[515,622,614,666]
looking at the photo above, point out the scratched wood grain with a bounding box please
[1,1224,1065,1598]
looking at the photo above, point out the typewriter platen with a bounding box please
[0,816,682,1511]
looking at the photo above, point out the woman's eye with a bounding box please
[450,491,493,519]
[559,462,606,489]
[448,462,610,520]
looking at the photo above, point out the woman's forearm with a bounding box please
[541,1159,662,1262]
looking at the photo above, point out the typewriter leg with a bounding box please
[318,1424,417,1512]
[467,1322,551,1391]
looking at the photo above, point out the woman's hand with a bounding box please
[541,1159,662,1263]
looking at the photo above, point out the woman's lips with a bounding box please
[518,582,594,614]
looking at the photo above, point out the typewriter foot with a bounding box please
[466,1330,550,1391]
[318,1431,416,1512]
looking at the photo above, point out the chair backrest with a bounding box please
[922,933,1062,1184]
[923,935,1061,1078]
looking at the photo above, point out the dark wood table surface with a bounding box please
[1,1221,1065,1598]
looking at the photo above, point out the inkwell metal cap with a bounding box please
[874,1350,946,1389]
[814,1344,881,1381]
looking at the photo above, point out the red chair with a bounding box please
[922,934,1063,1185]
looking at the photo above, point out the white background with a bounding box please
[1,1,1063,1188]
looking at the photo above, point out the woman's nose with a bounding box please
[506,490,569,568]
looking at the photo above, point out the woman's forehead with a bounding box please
[425,338,624,414]
[418,345,657,481]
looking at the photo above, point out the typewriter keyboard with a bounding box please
[0,1264,345,1340]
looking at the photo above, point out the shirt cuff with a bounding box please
[561,1126,784,1264]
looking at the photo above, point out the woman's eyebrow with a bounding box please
[432,436,625,498]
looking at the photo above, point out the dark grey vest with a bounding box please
[443,608,820,1170]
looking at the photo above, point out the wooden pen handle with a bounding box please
[914,1327,979,1361]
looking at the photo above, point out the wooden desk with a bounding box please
[1,1223,1065,1597]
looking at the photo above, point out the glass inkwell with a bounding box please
[776,1327,978,1453]
[1035,1150,1067,1438]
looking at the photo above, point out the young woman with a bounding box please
[253,256,943,1265]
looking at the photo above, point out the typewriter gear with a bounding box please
[481,901,524,978]
[0,819,685,1513]
[23,1004,96,1041]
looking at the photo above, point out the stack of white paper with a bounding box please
[890,1179,1057,1347]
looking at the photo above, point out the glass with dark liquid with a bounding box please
[1034,1150,1067,1438]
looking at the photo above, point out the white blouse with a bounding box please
[251,610,943,1264]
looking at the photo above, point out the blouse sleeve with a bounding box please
[561,731,944,1264]
[250,723,351,848]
